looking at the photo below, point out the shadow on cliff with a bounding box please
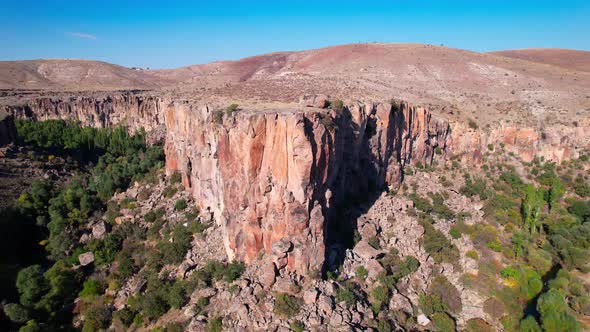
[313,104,409,276]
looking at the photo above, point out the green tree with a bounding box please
[537,289,580,332]
[521,185,543,234]
[166,281,188,309]
[16,265,48,307]
[18,320,41,332]
[519,316,541,332]
[3,303,29,323]
[547,178,564,211]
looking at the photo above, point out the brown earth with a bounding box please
[0,59,170,90]
[1,43,589,277]
[490,48,590,72]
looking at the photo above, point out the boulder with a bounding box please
[259,262,278,289]
[353,240,381,260]
[390,293,413,314]
[299,94,329,108]
[318,295,334,314]
[271,239,293,255]
[365,259,385,280]
[78,252,95,266]
[92,221,107,239]
[303,288,319,304]
[417,314,431,326]
[273,277,300,295]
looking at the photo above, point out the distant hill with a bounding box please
[1,44,589,127]
[0,59,170,90]
[489,48,590,72]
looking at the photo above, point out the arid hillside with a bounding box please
[0,59,169,90]
[1,43,589,128]
[490,48,590,72]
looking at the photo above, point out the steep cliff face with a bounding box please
[3,92,164,133]
[164,101,451,273]
[449,119,590,163]
[3,92,588,275]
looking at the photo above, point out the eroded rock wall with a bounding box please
[164,101,451,274]
[4,92,588,275]
[450,119,590,163]
[3,92,164,133]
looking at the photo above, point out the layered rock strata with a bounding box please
[164,102,451,273]
[3,92,589,274]
[2,92,163,132]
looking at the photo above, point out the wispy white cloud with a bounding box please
[68,32,98,40]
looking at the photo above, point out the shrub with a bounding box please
[289,321,305,332]
[368,236,381,249]
[165,322,185,332]
[3,303,29,323]
[16,265,48,307]
[166,281,188,309]
[112,308,134,327]
[460,175,490,200]
[163,185,178,198]
[144,208,165,223]
[537,289,580,331]
[336,281,358,307]
[420,219,460,264]
[330,99,344,111]
[79,279,105,298]
[170,172,182,184]
[356,266,368,280]
[174,199,187,211]
[419,293,447,316]
[82,300,111,331]
[19,320,41,332]
[430,192,455,220]
[431,312,456,332]
[224,261,246,282]
[226,104,239,116]
[370,285,389,314]
[487,239,503,252]
[519,316,541,332]
[449,227,461,239]
[212,110,224,124]
[466,250,479,260]
[429,275,462,314]
[206,317,223,332]
[466,318,494,332]
[158,224,193,264]
[193,297,210,315]
[274,293,302,318]
[468,119,478,130]
[140,291,169,321]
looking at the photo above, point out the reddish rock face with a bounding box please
[6,92,589,274]
[164,101,451,274]
[4,92,164,133]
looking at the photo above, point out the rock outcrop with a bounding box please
[3,91,588,275]
[3,91,164,133]
[164,101,451,274]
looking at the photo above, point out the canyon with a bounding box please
[2,87,588,275]
[1,43,589,331]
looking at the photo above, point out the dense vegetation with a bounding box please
[0,120,164,331]
[455,154,590,331]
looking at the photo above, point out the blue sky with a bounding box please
[1,1,588,68]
